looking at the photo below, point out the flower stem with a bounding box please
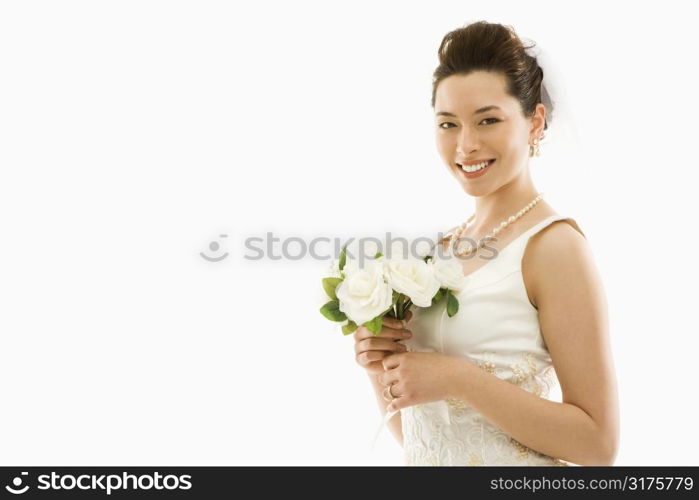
[395,294,405,320]
[402,298,413,318]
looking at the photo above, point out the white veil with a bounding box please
[522,40,582,165]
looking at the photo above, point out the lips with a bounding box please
[458,158,495,167]
[458,159,495,178]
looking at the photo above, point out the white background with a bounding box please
[1,0,697,465]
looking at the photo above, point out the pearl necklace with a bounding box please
[449,193,544,256]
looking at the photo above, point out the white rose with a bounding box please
[335,258,393,325]
[384,256,441,308]
[430,253,467,292]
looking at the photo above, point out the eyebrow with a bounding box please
[435,105,502,117]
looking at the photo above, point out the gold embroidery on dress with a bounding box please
[445,398,469,411]
[472,352,567,464]
[405,351,570,465]
[445,358,499,410]
[508,352,552,397]
[510,438,530,460]
[466,452,484,466]
[480,360,497,374]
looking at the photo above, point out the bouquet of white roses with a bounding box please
[319,240,466,335]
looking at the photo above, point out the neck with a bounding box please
[470,168,542,233]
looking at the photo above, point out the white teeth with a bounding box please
[461,160,492,173]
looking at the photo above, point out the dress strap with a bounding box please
[505,215,587,274]
[520,215,586,242]
[459,215,586,290]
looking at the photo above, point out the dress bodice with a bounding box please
[400,215,586,466]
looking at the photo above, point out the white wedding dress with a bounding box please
[400,215,586,466]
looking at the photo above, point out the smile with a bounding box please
[458,159,495,179]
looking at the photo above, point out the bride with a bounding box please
[353,21,619,466]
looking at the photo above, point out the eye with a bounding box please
[438,122,456,130]
[479,117,500,125]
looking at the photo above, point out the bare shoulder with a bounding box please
[522,218,592,309]
[530,218,588,255]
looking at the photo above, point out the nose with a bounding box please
[456,127,479,156]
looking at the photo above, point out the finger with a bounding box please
[356,350,387,367]
[354,324,411,341]
[355,337,408,355]
[379,370,400,388]
[385,381,408,413]
[387,391,409,413]
[381,315,405,330]
[377,325,412,340]
[382,352,403,371]
[353,325,371,342]
[384,310,414,329]
[389,381,403,399]
[353,324,403,341]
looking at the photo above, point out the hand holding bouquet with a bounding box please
[319,240,466,335]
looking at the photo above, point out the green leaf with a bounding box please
[374,252,383,259]
[432,288,445,305]
[381,302,395,317]
[322,277,343,300]
[320,300,348,322]
[341,320,358,335]
[363,315,383,336]
[446,290,459,317]
[339,246,347,271]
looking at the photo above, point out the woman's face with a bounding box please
[433,70,543,196]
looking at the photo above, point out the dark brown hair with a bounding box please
[431,21,547,130]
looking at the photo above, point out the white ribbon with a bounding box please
[369,408,400,450]
[369,400,452,450]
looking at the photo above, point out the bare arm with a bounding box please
[445,222,619,465]
[444,359,612,465]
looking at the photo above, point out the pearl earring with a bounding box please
[529,132,545,157]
